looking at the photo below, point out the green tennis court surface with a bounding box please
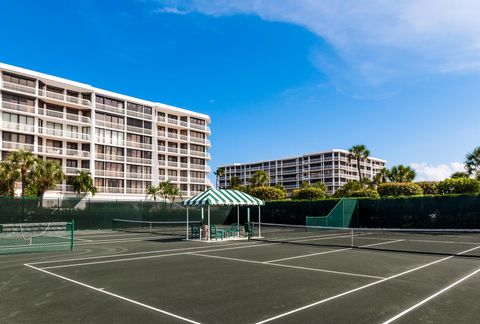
[1,228,479,323]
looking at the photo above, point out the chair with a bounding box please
[210,225,224,240]
[190,224,201,239]
[226,223,241,238]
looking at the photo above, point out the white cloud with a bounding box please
[152,0,480,91]
[410,162,465,181]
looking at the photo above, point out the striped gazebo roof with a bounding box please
[183,188,264,206]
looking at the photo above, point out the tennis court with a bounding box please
[1,224,480,323]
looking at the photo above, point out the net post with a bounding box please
[350,228,354,248]
[186,207,189,240]
[258,205,261,238]
[70,220,75,251]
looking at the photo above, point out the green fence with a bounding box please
[0,197,232,230]
[306,198,358,227]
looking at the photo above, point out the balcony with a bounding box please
[65,167,90,175]
[126,187,146,194]
[180,176,188,182]
[96,120,124,130]
[38,89,91,107]
[167,147,178,154]
[126,109,151,120]
[1,101,36,114]
[167,161,178,167]
[191,178,206,184]
[1,121,35,133]
[95,170,124,178]
[158,160,166,166]
[180,162,188,169]
[53,184,74,192]
[190,151,210,158]
[157,116,166,123]
[179,148,188,155]
[191,164,211,171]
[126,125,152,135]
[168,176,178,181]
[157,131,166,137]
[158,175,166,181]
[167,118,178,125]
[2,81,36,94]
[167,132,178,139]
[96,186,125,194]
[37,108,91,124]
[126,156,152,165]
[157,145,166,152]
[2,141,34,151]
[38,127,90,141]
[126,172,151,180]
[190,123,209,132]
[179,134,188,141]
[125,141,152,150]
[96,153,124,162]
[96,103,124,115]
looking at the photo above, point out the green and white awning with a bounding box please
[183,189,264,206]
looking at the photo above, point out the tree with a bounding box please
[291,186,326,200]
[28,159,65,203]
[167,184,181,207]
[249,186,285,201]
[229,176,242,190]
[146,185,162,204]
[465,147,480,178]
[373,168,389,187]
[71,171,97,197]
[388,165,416,182]
[8,150,36,197]
[214,167,225,188]
[249,170,269,188]
[451,171,469,179]
[158,181,174,207]
[334,181,362,198]
[0,160,18,196]
[348,145,370,187]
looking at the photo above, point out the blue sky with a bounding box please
[2,0,480,181]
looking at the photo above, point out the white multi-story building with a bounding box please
[218,149,386,195]
[0,63,211,199]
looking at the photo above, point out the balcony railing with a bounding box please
[167,118,178,125]
[1,101,36,114]
[1,121,35,133]
[65,167,90,175]
[126,156,152,165]
[190,151,210,158]
[2,81,36,94]
[53,184,74,192]
[180,163,188,169]
[96,103,124,115]
[158,175,166,181]
[157,131,166,137]
[180,176,188,182]
[96,153,124,162]
[37,108,91,124]
[38,127,90,141]
[167,161,178,167]
[96,186,125,194]
[126,187,146,194]
[157,145,166,152]
[125,141,152,150]
[168,176,178,181]
[38,89,91,107]
[167,147,178,154]
[157,116,166,123]
[126,109,152,120]
[96,120,124,130]
[158,160,166,166]
[190,123,210,132]
[2,141,34,151]
[95,170,124,178]
[167,133,178,139]
[191,178,206,184]
[126,125,152,135]
[179,134,188,141]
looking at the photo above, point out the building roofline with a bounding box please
[0,62,210,121]
[217,148,387,168]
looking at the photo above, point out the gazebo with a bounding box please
[183,188,264,241]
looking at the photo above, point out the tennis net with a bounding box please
[252,222,480,258]
[112,218,202,239]
[0,221,74,254]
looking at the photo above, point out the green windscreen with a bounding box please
[306,198,357,228]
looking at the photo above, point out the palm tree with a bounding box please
[28,159,65,203]
[373,168,389,187]
[168,185,181,207]
[70,171,97,197]
[465,147,480,178]
[8,150,36,197]
[451,171,469,179]
[249,170,269,188]
[158,181,173,207]
[0,160,19,196]
[214,167,225,188]
[348,145,370,187]
[388,165,416,182]
[146,185,162,204]
[229,176,242,189]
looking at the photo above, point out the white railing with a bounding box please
[168,176,178,181]
[65,167,90,175]
[97,186,125,193]
[191,164,206,171]
[37,108,63,119]
[158,160,166,166]
[95,170,124,178]
[2,141,34,151]
[157,116,166,123]
[167,133,178,139]
[39,127,90,141]
[37,146,63,155]
[180,163,188,169]
[168,161,178,167]
[96,103,124,115]
[1,101,36,114]
[1,121,35,133]
[65,149,90,158]
[126,187,145,194]
[126,156,152,164]
[38,89,91,107]
[2,81,36,94]
[191,178,206,184]
[126,109,151,120]
[179,135,188,141]
[157,145,166,152]
[190,123,210,132]
[180,148,189,155]
[190,151,210,158]
[126,172,144,179]
[180,176,188,182]
[158,175,166,181]
[54,184,74,192]
[179,120,188,127]
[96,120,124,130]
[157,131,166,137]
[167,118,178,125]
[126,125,152,135]
[167,147,178,153]
[125,141,152,150]
[96,153,124,162]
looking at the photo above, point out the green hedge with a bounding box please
[291,187,326,200]
[436,178,480,195]
[416,181,438,195]
[249,186,286,201]
[377,182,423,197]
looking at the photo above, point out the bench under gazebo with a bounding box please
[183,188,264,241]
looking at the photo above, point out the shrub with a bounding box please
[291,187,326,200]
[249,186,286,201]
[416,181,438,195]
[436,178,480,195]
[334,181,361,198]
[377,182,423,197]
[348,189,379,198]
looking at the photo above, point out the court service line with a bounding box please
[24,264,201,324]
[28,241,257,265]
[264,239,405,263]
[189,253,385,280]
[382,266,480,324]
[255,244,480,324]
[35,242,278,270]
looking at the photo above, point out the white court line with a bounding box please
[37,243,278,270]
[382,266,480,323]
[28,241,256,265]
[24,264,200,324]
[189,253,385,280]
[255,244,480,324]
[76,233,151,239]
[264,239,405,263]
